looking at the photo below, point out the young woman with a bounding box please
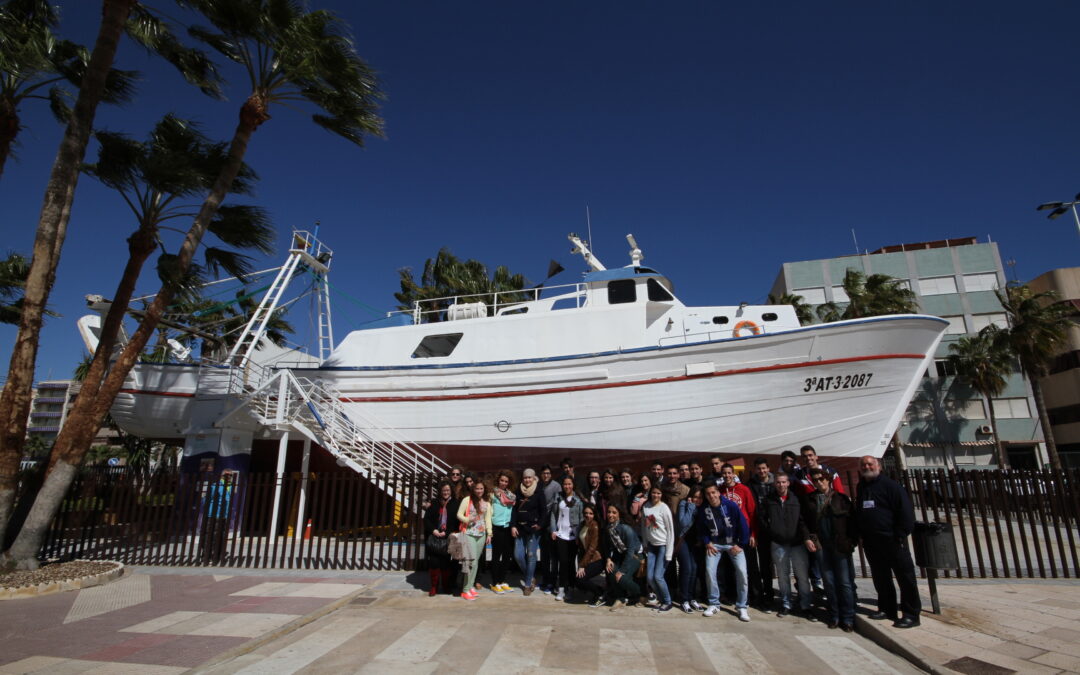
[423,481,459,596]
[675,485,703,612]
[628,473,652,523]
[805,468,859,631]
[576,503,606,605]
[603,505,643,611]
[599,469,625,519]
[549,476,583,601]
[456,479,492,600]
[513,468,545,594]
[489,470,518,594]
[640,485,676,611]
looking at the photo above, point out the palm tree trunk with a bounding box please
[0,0,135,546]
[987,396,1008,470]
[0,95,18,179]
[1029,378,1060,470]
[2,113,259,568]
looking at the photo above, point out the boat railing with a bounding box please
[658,323,775,347]
[386,281,590,324]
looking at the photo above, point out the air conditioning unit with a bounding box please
[978,424,993,434]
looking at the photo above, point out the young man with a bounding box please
[747,457,776,606]
[696,484,751,621]
[688,462,705,489]
[718,463,761,607]
[760,472,814,618]
[539,464,560,593]
[708,454,725,487]
[661,465,690,514]
[650,460,665,485]
[584,470,602,506]
[795,445,845,496]
[678,462,692,486]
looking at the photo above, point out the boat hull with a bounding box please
[110,316,945,465]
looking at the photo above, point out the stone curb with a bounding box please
[0,561,125,601]
[187,583,373,674]
[854,614,954,675]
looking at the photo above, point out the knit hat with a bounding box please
[522,468,537,478]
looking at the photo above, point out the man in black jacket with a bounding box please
[759,472,813,617]
[747,457,776,607]
[855,455,921,628]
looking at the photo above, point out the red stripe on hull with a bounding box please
[118,389,195,398]
[340,353,925,403]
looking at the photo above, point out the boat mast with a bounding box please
[568,233,606,271]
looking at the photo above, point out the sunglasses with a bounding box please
[813,477,830,483]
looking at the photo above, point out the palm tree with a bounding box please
[767,292,812,325]
[3,0,383,568]
[948,326,1014,468]
[0,0,137,178]
[995,284,1076,470]
[816,269,918,323]
[395,248,529,321]
[0,0,218,550]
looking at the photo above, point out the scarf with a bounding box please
[494,488,517,507]
[607,522,628,554]
[519,480,536,498]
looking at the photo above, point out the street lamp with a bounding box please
[1036,193,1080,239]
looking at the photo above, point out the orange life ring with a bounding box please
[733,320,761,337]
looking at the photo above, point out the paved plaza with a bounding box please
[0,566,1078,673]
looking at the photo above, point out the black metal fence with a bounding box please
[35,469,440,570]
[25,466,1080,578]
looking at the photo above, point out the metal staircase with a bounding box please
[216,368,450,506]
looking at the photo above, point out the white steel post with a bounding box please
[295,438,311,534]
[268,431,289,539]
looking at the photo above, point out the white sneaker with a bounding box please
[690,599,705,611]
[738,607,751,622]
[703,605,719,617]
[681,601,693,614]
[554,588,564,601]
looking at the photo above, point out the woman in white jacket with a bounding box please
[640,485,675,611]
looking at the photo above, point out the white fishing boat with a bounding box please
[78,231,946,474]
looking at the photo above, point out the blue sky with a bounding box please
[3,0,1079,380]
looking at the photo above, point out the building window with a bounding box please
[970,313,1008,332]
[1050,350,1080,375]
[794,287,826,305]
[411,333,463,358]
[647,278,673,302]
[918,276,958,296]
[945,398,985,419]
[831,286,850,303]
[934,359,958,377]
[962,273,999,293]
[1049,404,1080,426]
[992,397,1031,419]
[607,279,636,305]
[941,316,966,335]
[904,401,935,422]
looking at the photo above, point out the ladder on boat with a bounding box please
[227,231,333,369]
[216,368,450,507]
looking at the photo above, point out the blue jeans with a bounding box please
[675,540,698,603]
[513,530,540,586]
[705,545,747,609]
[771,541,811,610]
[645,544,671,605]
[817,546,855,624]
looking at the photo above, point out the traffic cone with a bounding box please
[303,519,313,541]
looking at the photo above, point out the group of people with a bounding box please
[423,447,921,630]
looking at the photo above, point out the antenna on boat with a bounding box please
[626,234,643,266]
[851,228,860,255]
[568,233,606,271]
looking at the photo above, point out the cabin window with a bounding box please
[500,307,528,316]
[551,297,580,311]
[762,313,778,322]
[712,316,729,325]
[607,279,636,305]
[647,278,674,301]
[411,333,463,358]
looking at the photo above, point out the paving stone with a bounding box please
[1031,650,1080,672]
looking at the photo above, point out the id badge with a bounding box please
[863,500,875,509]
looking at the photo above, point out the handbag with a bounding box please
[448,531,467,561]
[427,533,449,555]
